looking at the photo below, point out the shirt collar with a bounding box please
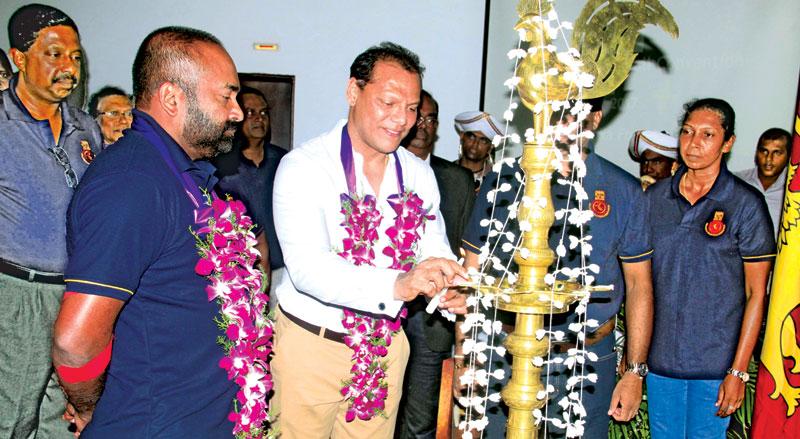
[769,168,787,193]
[236,142,267,168]
[670,161,734,202]
[351,144,400,198]
[132,109,218,189]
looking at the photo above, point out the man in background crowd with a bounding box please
[628,129,678,190]
[398,89,474,439]
[454,110,502,190]
[215,85,286,305]
[88,85,133,146]
[0,48,12,90]
[404,90,474,258]
[736,127,792,235]
[0,4,101,437]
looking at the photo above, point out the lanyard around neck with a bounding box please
[133,114,214,223]
[339,124,404,196]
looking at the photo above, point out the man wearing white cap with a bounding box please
[454,110,502,190]
[628,130,678,190]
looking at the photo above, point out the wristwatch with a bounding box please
[625,362,649,378]
[727,368,750,383]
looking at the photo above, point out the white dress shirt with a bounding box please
[273,120,454,332]
[735,167,786,237]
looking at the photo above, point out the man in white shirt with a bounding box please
[735,127,791,236]
[272,42,467,439]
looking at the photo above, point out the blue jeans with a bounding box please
[647,372,730,439]
[483,331,617,439]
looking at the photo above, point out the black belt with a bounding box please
[279,305,346,344]
[0,258,64,285]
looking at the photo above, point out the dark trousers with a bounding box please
[397,309,450,439]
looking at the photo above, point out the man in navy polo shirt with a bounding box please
[0,5,101,437]
[215,86,286,308]
[459,101,654,438]
[51,27,245,437]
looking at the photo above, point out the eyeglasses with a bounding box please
[98,110,133,119]
[245,108,269,119]
[463,131,492,147]
[417,115,438,126]
[49,146,78,188]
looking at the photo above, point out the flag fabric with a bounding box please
[752,79,800,439]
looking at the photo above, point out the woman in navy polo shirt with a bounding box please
[645,98,774,438]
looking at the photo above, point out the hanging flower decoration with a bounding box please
[194,193,275,439]
[457,5,604,438]
[337,190,433,422]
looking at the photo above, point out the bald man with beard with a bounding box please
[52,26,246,437]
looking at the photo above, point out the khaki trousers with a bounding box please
[272,308,410,439]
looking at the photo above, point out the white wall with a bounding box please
[0,0,486,156]
[485,1,800,175]
[6,1,797,169]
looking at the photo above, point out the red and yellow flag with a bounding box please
[752,79,800,438]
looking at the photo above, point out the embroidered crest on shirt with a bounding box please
[705,210,726,237]
[590,190,610,218]
[80,140,94,164]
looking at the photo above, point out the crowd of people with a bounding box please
[0,3,793,439]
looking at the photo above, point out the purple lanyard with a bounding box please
[132,115,214,224]
[339,125,404,195]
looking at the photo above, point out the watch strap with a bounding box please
[625,362,648,378]
[727,367,749,382]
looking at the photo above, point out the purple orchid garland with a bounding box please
[194,195,275,438]
[337,190,434,422]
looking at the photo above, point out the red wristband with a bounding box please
[56,337,114,384]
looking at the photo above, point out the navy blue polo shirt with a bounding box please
[647,163,775,379]
[462,153,652,327]
[215,142,287,269]
[0,76,102,272]
[65,110,237,437]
